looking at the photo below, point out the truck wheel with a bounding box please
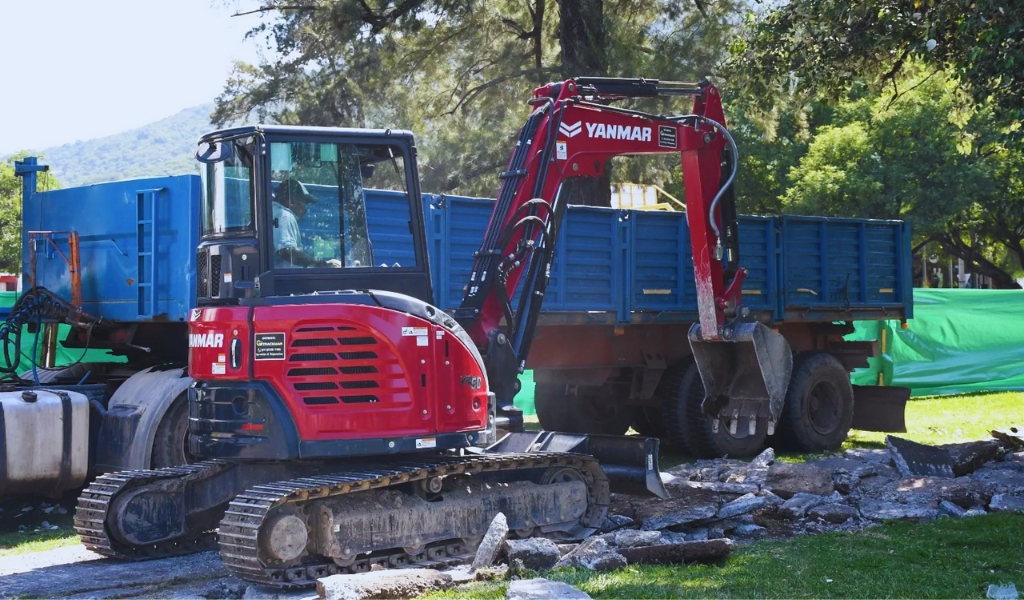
[150,393,195,468]
[535,383,576,432]
[631,408,666,438]
[534,383,633,435]
[661,360,767,458]
[778,352,854,452]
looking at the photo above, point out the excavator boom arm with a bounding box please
[453,78,744,428]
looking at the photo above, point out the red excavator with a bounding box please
[75,77,790,586]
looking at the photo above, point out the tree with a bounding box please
[779,72,1022,287]
[0,155,60,275]
[213,0,745,199]
[728,0,1024,130]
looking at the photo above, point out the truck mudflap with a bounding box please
[851,385,909,433]
[486,431,670,499]
[688,321,793,435]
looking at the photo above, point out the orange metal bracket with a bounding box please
[27,230,81,309]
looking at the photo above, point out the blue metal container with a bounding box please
[22,176,200,323]
[20,169,911,326]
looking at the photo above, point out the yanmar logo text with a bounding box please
[189,332,224,348]
[559,121,652,142]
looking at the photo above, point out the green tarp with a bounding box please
[0,291,123,376]
[849,289,1024,397]
[514,288,1024,414]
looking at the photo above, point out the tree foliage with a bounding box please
[213,0,744,198]
[0,155,60,275]
[729,0,1024,129]
[777,72,1023,286]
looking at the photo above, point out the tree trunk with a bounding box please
[558,0,611,207]
[935,233,1022,289]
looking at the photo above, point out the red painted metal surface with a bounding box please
[190,303,489,442]
[465,79,731,347]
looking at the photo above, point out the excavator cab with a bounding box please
[194,126,433,305]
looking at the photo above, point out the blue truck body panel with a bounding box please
[22,176,200,323]
[22,175,912,325]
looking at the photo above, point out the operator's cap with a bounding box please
[277,178,319,205]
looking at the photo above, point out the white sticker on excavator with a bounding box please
[402,327,429,337]
[417,336,429,347]
[556,141,567,160]
[416,437,436,449]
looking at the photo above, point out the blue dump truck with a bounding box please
[1,158,911,496]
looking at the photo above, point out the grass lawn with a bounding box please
[433,391,1024,599]
[425,513,1024,599]
[2,391,1022,599]
[845,391,1024,447]
[0,493,80,557]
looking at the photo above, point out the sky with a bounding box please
[0,0,266,154]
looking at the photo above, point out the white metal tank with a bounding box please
[1,388,89,497]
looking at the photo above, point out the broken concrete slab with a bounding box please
[717,493,768,519]
[991,426,1024,450]
[779,492,834,519]
[641,503,718,530]
[557,543,578,557]
[242,583,314,600]
[939,500,967,517]
[989,494,1024,514]
[618,539,733,565]
[684,528,709,541]
[765,462,834,499]
[474,565,509,581]
[859,498,939,521]
[724,467,769,486]
[614,529,662,548]
[833,469,855,494]
[946,440,1005,476]
[506,578,592,600]
[316,569,453,600]
[751,447,776,468]
[668,479,761,495]
[441,565,476,584]
[599,514,635,532]
[972,463,1024,496]
[887,436,955,478]
[504,538,561,571]
[554,537,627,571]
[732,523,768,538]
[808,503,860,524]
[472,512,509,569]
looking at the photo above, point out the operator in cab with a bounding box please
[272,177,339,268]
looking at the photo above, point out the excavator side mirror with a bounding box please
[196,141,234,164]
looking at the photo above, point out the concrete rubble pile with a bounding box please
[610,432,1024,547]
[292,431,1024,600]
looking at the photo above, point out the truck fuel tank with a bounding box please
[1,389,90,497]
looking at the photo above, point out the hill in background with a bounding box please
[34,104,216,187]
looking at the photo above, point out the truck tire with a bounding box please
[631,408,666,438]
[150,392,195,468]
[661,360,767,458]
[534,382,633,436]
[777,352,854,452]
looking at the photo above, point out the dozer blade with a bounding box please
[688,321,793,430]
[488,431,670,499]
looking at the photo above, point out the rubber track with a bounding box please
[74,461,225,559]
[218,452,606,588]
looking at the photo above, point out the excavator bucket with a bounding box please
[487,431,670,499]
[688,321,793,432]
